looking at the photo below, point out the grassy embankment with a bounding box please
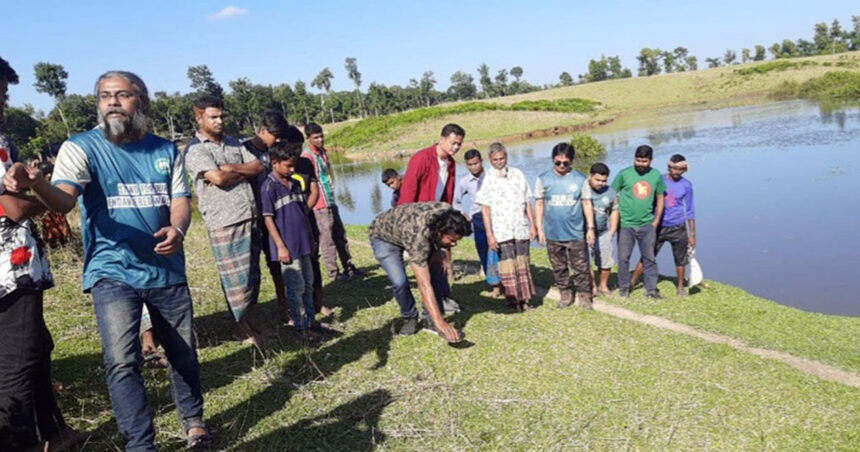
[44,221,859,451]
[325,52,860,158]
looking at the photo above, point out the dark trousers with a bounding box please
[618,224,658,292]
[0,290,66,450]
[370,238,450,318]
[547,239,592,299]
[91,280,203,452]
[314,205,355,278]
[472,213,490,275]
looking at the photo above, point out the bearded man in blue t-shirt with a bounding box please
[4,71,212,451]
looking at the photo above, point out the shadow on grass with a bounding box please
[206,320,395,448]
[233,389,393,451]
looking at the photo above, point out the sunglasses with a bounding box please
[554,160,571,167]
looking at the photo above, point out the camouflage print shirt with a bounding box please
[0,131,53,298]
[367,202,450,267]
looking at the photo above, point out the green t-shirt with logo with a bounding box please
[610,166,666,228]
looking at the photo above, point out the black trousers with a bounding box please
[0,289,66,450]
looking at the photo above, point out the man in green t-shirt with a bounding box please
[610,145,666,298]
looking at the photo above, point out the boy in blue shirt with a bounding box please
[581,163,619,297]
[260,142,320,341]
[535,143,596,309]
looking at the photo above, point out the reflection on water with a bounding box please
[330,100,860,316]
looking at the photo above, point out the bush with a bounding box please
[328,98,600,149]
[770,71,860,101]
[570,133,605,158]
[733,60,817,76]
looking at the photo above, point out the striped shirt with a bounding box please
[260,172,312,259]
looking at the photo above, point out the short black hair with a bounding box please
[0,57,19,84]
[590,162,610,176]
[260,111,290,139]
[193,94,223,112]
[270,141,302,163]
[305,122,323,137]
[441,123,465,138]
[669,154,686,163]
[552,142,575,160]
[381,168,399,183]
[634,145,653,159]
[463,149,481,161]
[429,208,472,237]
[284,125,305,144]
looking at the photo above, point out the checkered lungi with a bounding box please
[208,219,261,322]
[497,239,535,301]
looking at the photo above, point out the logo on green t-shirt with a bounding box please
[633,180,651,199]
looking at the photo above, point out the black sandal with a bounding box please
[184,419,214,450]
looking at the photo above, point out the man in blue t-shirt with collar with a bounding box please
[535,143,596,309]
[5,71,211,451]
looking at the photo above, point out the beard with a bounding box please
[99,108,148,144]
[635,164,650,174]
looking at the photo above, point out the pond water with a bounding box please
[328,100,860,316]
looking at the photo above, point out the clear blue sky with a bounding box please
[4,0,857,112]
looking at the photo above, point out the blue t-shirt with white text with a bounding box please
[535,169,587,242]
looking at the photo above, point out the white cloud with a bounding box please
[208,6,248,20]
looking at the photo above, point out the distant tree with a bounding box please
[753,45,767,61]
[494,69,508,96]
[150,91,192,139]
[293,80,310,125]
[311,67,335,123]
[723,49,737,65]
[419,71,436,106]
[559,71,574,86]
[344,57,364,117]
[510,66,523,82]
[187,65,224,99]
[685,55,698,71]
[851,16,860,50]
[813,22,831,53]
[580,55,631,82]
[607,56,632,78]
[636,48,662,76]
[795,39,816,56]
[705,57,722,68]
[780,39,798,58]
[448,71,477,100]
[33,62,70,138]
[661,50,676,73]
[477,64,493,98]
[741,48,751,63]
[672,47,690,72]
[3,106,40,158]
[768,43,781,58]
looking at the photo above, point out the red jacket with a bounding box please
[398,144,456,205]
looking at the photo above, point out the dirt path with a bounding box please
[349,239,860,388]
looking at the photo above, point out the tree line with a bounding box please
[5,15,859,160]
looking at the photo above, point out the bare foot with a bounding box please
[319,305,333,317]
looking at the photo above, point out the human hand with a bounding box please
[586,229,595,247]
[278,245,292,264]
[3,163,43,192]
[688,235,696,249]
[488,235,498,251]
[538,230,546,246]
[529,225,537,241]
[435,318,463,343]
[651,219,660,229]
[153,226,184,255]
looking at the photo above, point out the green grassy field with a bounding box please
[325,52,860,154]
[43,222,859,451]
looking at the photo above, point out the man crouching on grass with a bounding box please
[368,202,470,343]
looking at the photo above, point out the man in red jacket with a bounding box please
[397,123,466,313]
[398,123,465,205]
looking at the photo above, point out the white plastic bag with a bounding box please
[688,247,703,287]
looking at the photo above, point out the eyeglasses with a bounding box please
[98,91,136,102]
[554,160,571,167]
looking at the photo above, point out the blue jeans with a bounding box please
[472,213,490,275]
[370,238,449,319]
[281,256,316,331]
[91,279,204,452]
[617,224,659,293]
